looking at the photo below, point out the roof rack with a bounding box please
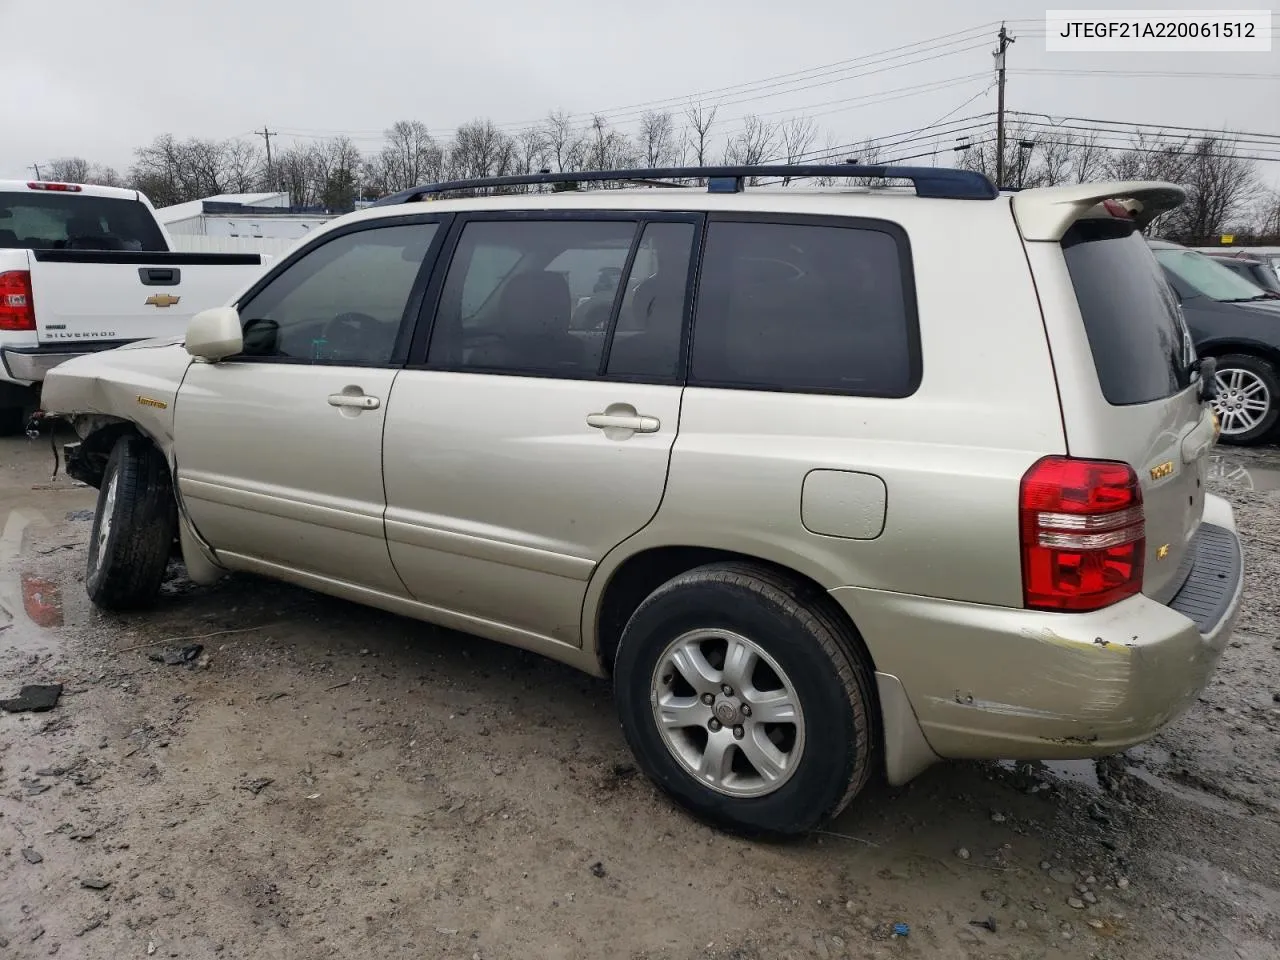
[371,164,999,207]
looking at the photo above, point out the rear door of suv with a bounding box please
[380,212,701,646]
[1018,200,1211,604]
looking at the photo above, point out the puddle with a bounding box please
[0,506,84,658]
[1208,453,1280,492]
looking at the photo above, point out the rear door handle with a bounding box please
[587,412,660,433]
[328,393,380,410]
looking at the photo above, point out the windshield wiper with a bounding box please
[1221,294,1272,302]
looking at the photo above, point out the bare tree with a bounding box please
[543,110,586,173]
[778,117,818,184]
[274,144,319,207]
[1164,137,1263,243]
[1102,129,1195,184]
[516,127,550,175]
[448,119,517,184]
[638,110,677,168]
[584,115,637,179]
[683,104,718,168]
[43,157,91,183]
[88,165,125,188]
[724,115,780,184]
[129,135,263,206]
[374,120,443,193]
[1251,190,1280,242]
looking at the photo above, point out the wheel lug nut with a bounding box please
[701,693,715,706]
[721,684,734,696]
[741,704,751,717]
[709,718,722,732]
[733,725,745,740]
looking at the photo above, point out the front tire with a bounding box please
[86,434,178,610]
[613,562,877,838]
[1211,354,1279,446]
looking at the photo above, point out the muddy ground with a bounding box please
[2,434,1279,960]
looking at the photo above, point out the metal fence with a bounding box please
[167,235,301,259]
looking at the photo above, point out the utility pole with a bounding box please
[994,23,1015,188]
[256,127,278,191]
[30,163,42,180]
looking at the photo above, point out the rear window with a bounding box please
[689,218,919,396]
[0,192,167,252]
[1062,220,1193,406]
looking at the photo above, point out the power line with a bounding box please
[271,23,1016,142]
[1012,68,1280,81]
[1007,111,1280,144]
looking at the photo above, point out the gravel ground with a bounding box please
[2,435,1279,960]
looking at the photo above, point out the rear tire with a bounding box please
[1211,354,1279,446]
[86,434,178,610]
[612,561,877,838]
[0,406,26,437]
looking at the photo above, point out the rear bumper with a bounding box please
[1,340,137,383]
[835,493,1243,763]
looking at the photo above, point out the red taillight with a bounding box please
[1019,456,1145,612]
[0,271,36,331]
[1102,199,1133,219]
[26,181,82,192]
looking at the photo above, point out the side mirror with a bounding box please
[186,307,243,362]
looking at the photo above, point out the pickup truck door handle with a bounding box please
[586,412,660,433]
[139,267,181,286]
[328,393,380,410]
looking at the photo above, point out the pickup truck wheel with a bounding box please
[1211,354,1280,446]
[612,562,876,838]
[0,406,26,437]
[86,434,178,610]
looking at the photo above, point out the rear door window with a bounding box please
[0,192,167,251]
[1061,221,1193,406]
[689,217,919,397]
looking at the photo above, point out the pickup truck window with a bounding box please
[0,192,167,251]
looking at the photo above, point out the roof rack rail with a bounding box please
[371,164,998,206]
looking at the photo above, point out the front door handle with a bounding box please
[587,412,660,433]
[328,393,380,410]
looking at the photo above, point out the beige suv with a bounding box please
[40,166,1244,837]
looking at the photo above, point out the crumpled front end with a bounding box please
[40,337,190,453]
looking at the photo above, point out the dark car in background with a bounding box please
[1150,240,1280,446]
[1205,253,1280,298]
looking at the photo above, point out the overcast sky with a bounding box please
[3,0,1277,182]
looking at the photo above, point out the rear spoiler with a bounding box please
[1011,181,1186,242]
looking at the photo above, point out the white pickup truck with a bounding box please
[0,179,268,434]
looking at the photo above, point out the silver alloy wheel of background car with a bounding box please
[1213,366,1272,437]
[650,628,806,799]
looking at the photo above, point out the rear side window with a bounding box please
[0,192,167,251]
[689,218,919,397]
[1062,221,1192,405]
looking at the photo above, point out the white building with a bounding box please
[156,192,335,241]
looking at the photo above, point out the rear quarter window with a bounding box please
[689,217,920,397]
[1061,220,1193,406]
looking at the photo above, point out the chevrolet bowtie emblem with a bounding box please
[145,294,180,308]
